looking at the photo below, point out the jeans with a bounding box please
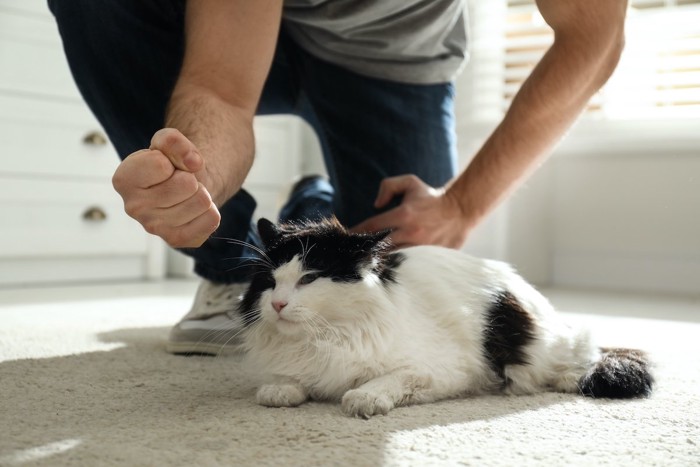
[48,0,458,283]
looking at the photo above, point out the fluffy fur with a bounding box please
[238,218,653,418]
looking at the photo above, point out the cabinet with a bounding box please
[0,1,302,285]
[0,1,166,286]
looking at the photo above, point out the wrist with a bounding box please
[166,85,255,208]
[444,185,481,240]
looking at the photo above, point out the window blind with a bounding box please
[503,0,700,119]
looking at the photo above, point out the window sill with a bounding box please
[458,117,700,159]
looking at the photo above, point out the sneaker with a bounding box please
[166,280,249,356]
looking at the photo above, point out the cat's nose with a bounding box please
[272,300,288,313]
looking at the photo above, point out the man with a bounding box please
[49,0,627,354]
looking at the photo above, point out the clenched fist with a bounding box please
[112,128,221,248]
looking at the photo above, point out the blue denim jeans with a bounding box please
[49,0,458,283]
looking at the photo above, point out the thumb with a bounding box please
[149,128,203,173]
[374,175,420,208]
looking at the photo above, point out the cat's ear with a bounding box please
[371,229,392,244]
[257,218,280,247]
[355,229,393,253]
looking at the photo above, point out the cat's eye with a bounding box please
[297,272,320,286]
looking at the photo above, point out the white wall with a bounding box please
[508,145,700,296]
[452,0,700,297]
[457,117,700,297]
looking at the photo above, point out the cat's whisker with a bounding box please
[302,313,338,370]
[186,324,233,358]
[301,237,311,266]
[223,262,269,274]
[211,236,274,266]
[309,312,342,344]
[216,327,247,358]
[215,312,263,359]
[312,317,348,382]
[303,237,310,263]
[222,255,274,269]
[295,313,328,365]
[222,255,275,273]
[304,243,317,265]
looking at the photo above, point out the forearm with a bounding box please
[166,83,255,207]
[164,0,282,208]
[448,2,626,232]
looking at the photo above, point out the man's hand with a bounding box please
[351,175,471,249]
[112,128,221,248]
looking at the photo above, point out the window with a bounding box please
[503,0,700,120]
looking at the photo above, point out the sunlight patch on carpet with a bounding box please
[0,297,185,363]
[0,439,83,465]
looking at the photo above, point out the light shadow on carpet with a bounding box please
[2,313,699,466]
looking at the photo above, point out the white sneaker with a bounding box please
[166,280,249,356]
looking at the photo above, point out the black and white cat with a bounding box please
[237,218,653,418]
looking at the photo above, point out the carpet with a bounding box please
[0,282,698,466]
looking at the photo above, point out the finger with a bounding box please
[157,182,215,228]
[350,209,402,234]
[384,230,415,250]
[136,182,213,232]
[162,206,221,248]
[147,169,201,209]
[150,128,203,173]
[114,149,176,190]
[374,175,419,208]
[141,200,221,248]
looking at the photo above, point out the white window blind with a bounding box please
[503,0,700,120]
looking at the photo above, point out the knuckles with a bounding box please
[169,170,200,197]
[192,186,214,212]
[152,128,189,159]
[161,208,220,249]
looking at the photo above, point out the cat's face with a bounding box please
[256,254,342,336]
[239,218,399,337]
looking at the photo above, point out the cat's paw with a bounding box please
[256,383,307,408]
[341,389,394,419]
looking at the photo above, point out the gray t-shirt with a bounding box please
[282,0,468,84]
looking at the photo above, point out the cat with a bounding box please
[236,217,653,418]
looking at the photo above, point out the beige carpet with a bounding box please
[0,281,699,466]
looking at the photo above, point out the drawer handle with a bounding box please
[83,131,108,146]
[82,206,107,222]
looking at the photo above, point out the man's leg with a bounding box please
[291,44,458,228]
[48,1,301,354]
[49,0,260,285]
[257,28,335,224]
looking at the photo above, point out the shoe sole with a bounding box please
[165,340,243,357]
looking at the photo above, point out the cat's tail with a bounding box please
[578,348,654,398]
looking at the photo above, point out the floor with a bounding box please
[1,280,697,359]
[1,280,698,466]
[0,279,200,307]
[0,279,697,321]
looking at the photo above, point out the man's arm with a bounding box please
[353,0,628,249]
[112,0,283,248]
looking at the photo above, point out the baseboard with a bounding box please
[553,253,700,297]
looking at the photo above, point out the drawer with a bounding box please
[0,4,81,99]
[249,116,302,186]
[0,176,149,258]
[0,0,52,18]
[0,94,119,179]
